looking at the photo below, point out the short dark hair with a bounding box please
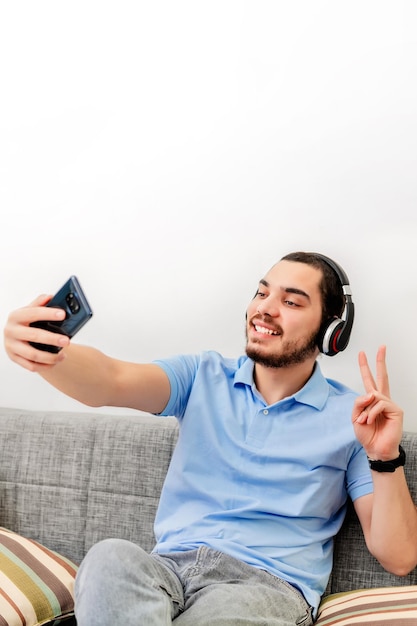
[280,251,345,325]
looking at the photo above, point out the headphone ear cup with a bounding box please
[313,253,355,357]
[317,318,345,356]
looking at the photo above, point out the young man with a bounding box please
[4,252,417,626]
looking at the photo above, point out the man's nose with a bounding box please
[256,299,279,317]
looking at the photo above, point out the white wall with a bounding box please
[1,1,416,430]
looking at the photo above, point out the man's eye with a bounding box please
[256,291,266,297]
[285,300,299,307]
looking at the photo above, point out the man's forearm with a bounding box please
[368,469,417,575]
[39,344,116,407]
[38,343,171,413]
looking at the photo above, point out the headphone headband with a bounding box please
[313,253,355,356]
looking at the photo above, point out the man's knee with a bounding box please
[76,538,150,588]
[75,539,177,626]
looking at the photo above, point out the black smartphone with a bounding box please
[29,275,93,353]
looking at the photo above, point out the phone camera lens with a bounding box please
[66,293,80,314]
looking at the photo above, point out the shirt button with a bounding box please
[263,409,269,415]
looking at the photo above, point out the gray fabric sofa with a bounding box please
[1,406,416,607]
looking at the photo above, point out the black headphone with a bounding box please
[314,253,355,356]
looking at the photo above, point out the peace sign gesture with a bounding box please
[352,345,404,461]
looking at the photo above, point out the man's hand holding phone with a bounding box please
[4,276,93,370]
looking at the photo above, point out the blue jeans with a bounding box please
[74,539,313,625]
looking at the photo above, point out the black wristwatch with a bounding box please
[368,445,406,473]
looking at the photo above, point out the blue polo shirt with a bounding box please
[152,351,373,612]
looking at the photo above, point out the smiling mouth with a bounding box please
[253,324,280,336]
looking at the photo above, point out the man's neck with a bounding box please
[253,358,317,406]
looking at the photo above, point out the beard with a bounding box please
[245,326,318,369]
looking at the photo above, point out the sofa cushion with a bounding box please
[0,527,77,625]
[316,585,417,625]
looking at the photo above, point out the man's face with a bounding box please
[245,260,323,368]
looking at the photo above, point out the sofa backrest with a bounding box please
[0,408,178,564]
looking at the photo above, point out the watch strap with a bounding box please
[368,445,406,473]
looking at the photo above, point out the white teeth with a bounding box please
[254,325,278,335]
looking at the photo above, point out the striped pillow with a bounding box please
[316,585,417,625]
[0,527,77,626]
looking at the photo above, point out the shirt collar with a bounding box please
[234,357,329,410]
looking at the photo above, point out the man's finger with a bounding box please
[358,351,377,393]
[376,345,390,397]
